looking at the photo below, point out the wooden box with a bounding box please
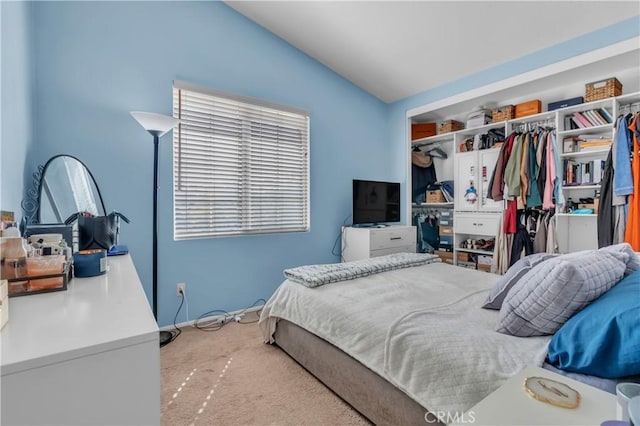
[426,190,446,203]
[585,77,622,102]
[514,100,542,118]
[438,120,464,134]
[491,105,515,122]
[411,122,437,140]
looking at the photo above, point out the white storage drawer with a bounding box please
[370,244,415,258]
[342,225,416,262]
[369,227,415,250]
[455,213,501,236]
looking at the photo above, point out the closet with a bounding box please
[406,43,640,271]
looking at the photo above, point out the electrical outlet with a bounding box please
[177,283,186,296]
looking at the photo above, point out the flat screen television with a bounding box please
[352,179,401,225]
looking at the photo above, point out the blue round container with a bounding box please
[73,249,107,277]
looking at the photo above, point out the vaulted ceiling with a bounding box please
[226,1,639,103]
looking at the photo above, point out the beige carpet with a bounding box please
[160,313,370,426]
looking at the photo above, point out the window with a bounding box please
[172,80,310,239]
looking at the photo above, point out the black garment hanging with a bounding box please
[537,131,548,200]
[510,221,533,267]
[597,149,615,248]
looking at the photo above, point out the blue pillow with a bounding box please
[546,270,640,379]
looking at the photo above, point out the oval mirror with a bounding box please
[38,155,106,223]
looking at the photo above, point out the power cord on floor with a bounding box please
[332,214,352,260]
[162,290,185,345]
[194,298,266,331]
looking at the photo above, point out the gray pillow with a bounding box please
[497,249,629,337]
[599,243,640,276]
[482,253,558,310]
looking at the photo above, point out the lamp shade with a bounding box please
[130,111,180,137]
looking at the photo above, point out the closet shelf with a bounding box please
[561,184,601,190]
[456,121,506,136]
[508,110,556,125]
[559,148,611,158]
[412,202,454,207]
[556,98,613,115]
[557,124,613,137]
[457,247,495,256]
[556,213,597,217]
[411,132,456,146]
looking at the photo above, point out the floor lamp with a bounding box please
[131,111,180,347]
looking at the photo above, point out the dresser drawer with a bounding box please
[369,227,415,250]
[370,244,415,258]
[455,213,501,236]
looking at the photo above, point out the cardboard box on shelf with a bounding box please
[548,96,583,111]
[434,250,472,263]
[514,100,542,118]
[411,123,437,140]
[439,226,453,236]
[477,254,492,265]
[477,263,492,273]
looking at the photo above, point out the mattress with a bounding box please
[259,262,551,415]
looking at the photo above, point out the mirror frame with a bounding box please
[21,154,107,230]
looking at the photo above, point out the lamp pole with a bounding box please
[152,132,160,320]
[130,111,180,348]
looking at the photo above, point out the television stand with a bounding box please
[341,225,416,262]
[353,223,389,228]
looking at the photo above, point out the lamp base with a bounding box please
[159,330,173,347]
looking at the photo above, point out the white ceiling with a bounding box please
[225,1,639,103]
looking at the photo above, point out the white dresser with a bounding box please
[0,255,160,425]
[342,225,416,262]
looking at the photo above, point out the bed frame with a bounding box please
[274,319,445,426]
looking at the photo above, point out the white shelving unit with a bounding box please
[409,86,640,261]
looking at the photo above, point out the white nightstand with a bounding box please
[451,366,617,426]
[341,225,416,262]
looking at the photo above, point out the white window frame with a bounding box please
[172,80,310,240]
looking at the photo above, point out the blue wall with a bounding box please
[30,1,390,326]
[387,16,640,186]
[1,1,33,217]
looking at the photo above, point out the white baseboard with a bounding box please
[159,304,264,331]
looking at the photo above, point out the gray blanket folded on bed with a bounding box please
[284,252,441,288]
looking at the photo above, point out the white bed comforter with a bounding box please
[259,262,550,415]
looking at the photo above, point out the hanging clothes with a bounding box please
[551,132,565,207]
[489,132,517,201]
[537,133,548,201]
[411,151,437,203]
[611,116,630,244]
[543,132,557,210]
[519,133,530,209]
[533,212,548,253]
[624,113,640,250]
[526,131,543,208]
[597,150,617,248]
[510,220,533,267]
[546,211,558,254]
[614,115,634,197]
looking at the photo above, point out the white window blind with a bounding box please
[172,80,310,239]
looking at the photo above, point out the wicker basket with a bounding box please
[585,77,622,102]
[491,105,515,123]
[438,120,464,134]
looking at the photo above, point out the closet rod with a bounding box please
[619,101,640,114]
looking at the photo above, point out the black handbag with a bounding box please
[65,211,130,251]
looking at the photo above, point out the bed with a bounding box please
[259,250,640,425]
